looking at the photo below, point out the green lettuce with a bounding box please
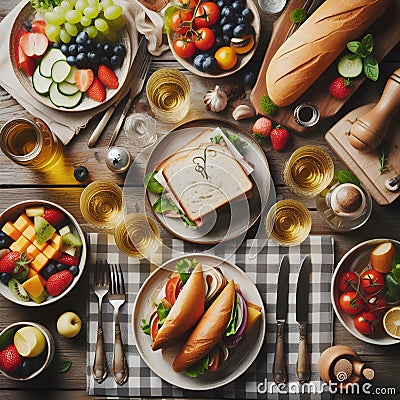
[184,355,210,378]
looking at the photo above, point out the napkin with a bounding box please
[0,0,168,145]
[86,234,334,399]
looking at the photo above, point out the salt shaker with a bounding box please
[106,146,132,174]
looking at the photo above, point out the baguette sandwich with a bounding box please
[266,0,391,107]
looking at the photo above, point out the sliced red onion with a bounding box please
[224,292,248,347]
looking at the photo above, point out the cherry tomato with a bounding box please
[194,27,215,51]
[366,294,387,316]
[214,46,237,70]
[360,269,385,295]
[165,276,181,306]
[170,10,193,35]
[173,37,196,59]
[339,291,365,315]
[338,271,359,292]
[354,312,378,335]
[150,314,159,341]
[175,0,200,10]
[194,2,220,28]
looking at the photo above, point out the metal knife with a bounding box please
[273,254,290,385]
[296,255,311,383]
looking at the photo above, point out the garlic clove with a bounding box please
[204,85,228,113]
[232,104,256,120]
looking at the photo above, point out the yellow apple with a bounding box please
[14,326,46,357]
[57,311,82,338]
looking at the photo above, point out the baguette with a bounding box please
[172,280,235,373]
[266,0,391,107]
[152,263,205,351]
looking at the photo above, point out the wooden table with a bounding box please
[1,1,399,398]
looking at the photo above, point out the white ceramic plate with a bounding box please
[132,253,265,390]
[145,119,274,244]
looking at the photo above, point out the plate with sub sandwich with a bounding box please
[132,254,265,390]
[144,120,272,244]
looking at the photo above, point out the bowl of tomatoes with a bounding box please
[332,239,400,345]
[165,0,261,77]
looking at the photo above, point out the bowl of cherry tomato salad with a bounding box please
[165,0,261,77]
[332,239,400,345]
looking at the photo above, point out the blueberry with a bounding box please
[0,272,11,285]
[233,23,251,38]
[237,16,244,24]
[242,8,254,23]
[23,20,32,32]
[243,70,256,88]
[87,51,100,64]
[69,265,79,277]
[41,263,57,280]
[232,0,245,12]
[77,44,86,54]
[66,55,77,66]
[76,31,89,45]
[100,56,110,66]
[222,34,231,46]
[214,35,225,49]
[203,56,219,73]
[110,55,122,68]
[113,44,127,58]
[76,52,88,69]
[222,6,236,21]
[94,43,104,56]
[85,38,94,50]
[211,24,222,36]
[221,23,235,37]
[21,359,36,377]
[52,42,61,49]
[68,44,78,56]
[73,166,89,182]
[216,0,224,8]
[0,232,13,249]
[103,43,113,57]
[193,53,208,71]
[56,262,68,272]
[60,43,69,55]
[219,16,228,26]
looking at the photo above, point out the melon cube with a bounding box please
[10,235,32,253]
[32,239,47,251]
[1,222,21,241]
[25,206,44,217]
[62,246,76,257]
[58,225,71,236]
[22,274,48,303]
[43,245,61,261]
[22,224,36,242]
[51,234,63,251]
[27,267,47,286]
[26,243,40,259]
[30,252,49,272]
[14,213,32,232]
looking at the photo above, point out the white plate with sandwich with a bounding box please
[144,121,272,244]
[132,254,265,390]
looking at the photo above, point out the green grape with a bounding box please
[83,6,98,18]
[83,25,98,38]
[65,9,82,24]
[61,0,73,9]
[88,0,99,6]
[94,17,108,32]
[45,24,61,42]
[44,11,61,25]
[53,5,67,17]
[103,4,122,20]
[64,22,78,36]
[107,15,125,29]
[101,0,114,9]
[80,15,92,26]
[75,0,88,12]
[60,27,72,43]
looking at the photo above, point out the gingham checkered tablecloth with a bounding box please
[87,233,334,399]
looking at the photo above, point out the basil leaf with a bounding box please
[144,171,164,194]
[334,170,361,187]
[0,327,18,350]
[59,361,72,373]
[364,55,379,81]
[152,195,177,214]
[361,34,374,54]
[347,41,361,54]
[184,355,209,378]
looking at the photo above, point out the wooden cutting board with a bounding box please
[250,0,400,133]
[325,104,400,205]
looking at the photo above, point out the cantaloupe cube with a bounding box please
[14,214,32,232]
[1,222,21,241]
[26,243,40,259]
[22,275,48,303]
[244,302,262,334]
[22,224,36,242]
[25,206,44,217]
[29,252,49,272]
[10,235,32,253]
[51,234,62,251]
[27,268,47,286]
[32,239,47,251]
[43,245,61,260]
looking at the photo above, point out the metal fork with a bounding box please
[92,261,109,383]
[108,46,153,147]
[108,264,128,385]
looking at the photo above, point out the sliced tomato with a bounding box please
[165,276,181,305]
[150,315,160,341]
[208,347,220,371]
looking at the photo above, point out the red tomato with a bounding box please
[170,11,193,35]
[338,271,358,292]
[165,276,181,306]
[150,315,159,340]
[354,312,378,335]
[366,294,387,316]
[175,0,200,10]
[208,347,220,371]
[360,269,385,295]
[194,2,220,28]
[339,291,365,315]
[173,37,196,58]
[194,27,215,51]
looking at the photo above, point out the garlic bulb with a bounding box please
[232,104,256,120]
[203,85,228,112]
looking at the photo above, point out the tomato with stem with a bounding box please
[360,269,385,295]
[194,2,220,28]
[339,291,365,315]
[173,37,196,58]
[354,312,378,335]
[194,27,215,51]
[170,10,193,35]
[339,271,359,292]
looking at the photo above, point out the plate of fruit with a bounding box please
[9,0,131,111]
[0,200,87,306]
[165,0,260,77]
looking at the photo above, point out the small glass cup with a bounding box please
[114,213,160,259]
[146,69,190,124]
[0,117,63,171]
[80,181,124,231]
[265,199,312,247]
[123,113,157,148]
[283,145,335,197]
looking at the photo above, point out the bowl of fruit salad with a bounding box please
[332,239,400,345]
[165,0,260,77]
[10,0,131,111]
[0,321,55,381]
[0,200,86,306]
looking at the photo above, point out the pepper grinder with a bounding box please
[348,67,400,151]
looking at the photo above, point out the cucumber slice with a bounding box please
[51,59,71,83]
[32,65,52,96]
[58,81,79,96]
[338,54,363,78]
[39,48,66,78]
[65,65,78,84]
[49,82,82,109]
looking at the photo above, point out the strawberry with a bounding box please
[57,254,79,266]
[31,20,46,35]
[0,252,30,275]
[329,77,352,99]
[14,30,26,67]
[46,270,73,297]
[252,117,273,138]
[19,32,48,58]
[270,125,289,151]
[0,344,22,374]
[43,208,65,227]
[74,68,94,92]
[18,47,36,76]
[97,64,119,89]
[87,77,106,102]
